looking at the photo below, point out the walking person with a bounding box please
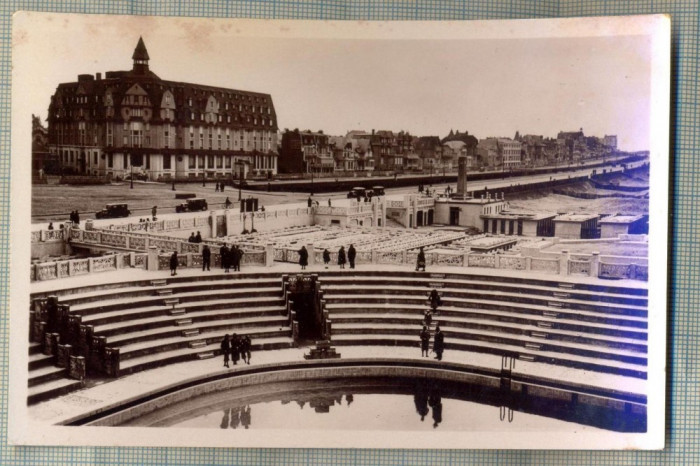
[48,222,54,230]
[347,244,356,269]
[152,205,157,221]
[215,182,220,192]
[423,309,433,327]
[225,197,232,209]
[307,195,313,208]
[416,246,426,272]
[420,325,431,357]
[232,245,243,272]
[428,289,442,312]
[195,231,203,243]
[220,183,225,192]
[221,334,231,367]
[338,246,346,269]
[231,334,241,365]
[298,245,309,270]
[74,210,80,225]
[328,198,332,207]
[202,245,211,271]
[241,335,251,364]
[433,325,445,361]
[169,251,178,276]
[323,248,331,269]
[220,243,230,272]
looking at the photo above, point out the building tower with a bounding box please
[132,36,150,75]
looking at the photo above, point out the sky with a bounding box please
[17,14,653,151]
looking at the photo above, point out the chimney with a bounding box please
[96,72,102,81]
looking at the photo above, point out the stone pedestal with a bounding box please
[147,246,159,271]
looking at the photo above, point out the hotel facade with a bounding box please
[47,38,279,181]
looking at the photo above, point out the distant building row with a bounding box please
[279,128,618,175]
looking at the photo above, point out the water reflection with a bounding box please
[132,376,645,432]
[220,406,251,429]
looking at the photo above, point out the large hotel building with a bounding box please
[47,38,279,180]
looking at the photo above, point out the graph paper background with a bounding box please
[0,1,695,464]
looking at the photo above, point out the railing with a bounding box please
[32,252,146,282]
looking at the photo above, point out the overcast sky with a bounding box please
[18,15,652,151]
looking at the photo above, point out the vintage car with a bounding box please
[175,198,208,213]
[347,187,367,199]
[95,203,130,219]
[372,185,385,196]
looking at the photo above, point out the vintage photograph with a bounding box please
[9,13,669,449]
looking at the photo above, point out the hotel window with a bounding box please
[225,156,231,168]
[217,130,222,149]
[106,125,113,147]
[107,153,113,168]
[207,155,214,168]
[208,131,213,149]
[200,113,204,121]
[130,121,143,148]
[199,155,205,169]
[188,155,195,169]
[216,156,223,169]
[189,126,195,149]
[226,132,231,149]
[163,155,172,170]
[199,128,204,149]
[227,115,231,123]
[188,98,192,106]
[190,112,195,120]
[164,125,171,148]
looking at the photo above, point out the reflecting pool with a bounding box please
[120,376,645,432]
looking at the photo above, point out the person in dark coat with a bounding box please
[195,231,203,243]
[428,289,442,311]
[322,248,331,268]
[307,196,313,208]
[152,205,157,221]
[338,246,346,269]
[433,325,445,361]
[240,405,251,429]
[202,245,211,271]
[420,325,430,357]
[232,245,243,272]
[347,244,356,269]
[221,334,231,367]
[423,309,433,327]
[48,222,54,230]
[241,335,251,364]
[220,244,230,272]
[215,182,220,192]
[298,246,309,270]
[225,197,232,209]
[414,385,429,421]
[221,183,225,192]
[416,246,426,272]
[169,251,178,276]
[74,210,80,225]
[231,334,241,365]
[188,232,197,243]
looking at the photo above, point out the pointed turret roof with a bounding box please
[132,37,150,61]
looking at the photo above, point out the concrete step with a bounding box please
[175,318,192,327]
[182,329,200,337]
[95,307,287,339]
[118,327,293,361]
[197,352,215,359]
[317,273,648,302]
[330,323,647,365]
[189,340,207,349]
[27,377,83,405]
[325,300,648,331]
[28,352,55,370]
[329,313,647,350]
[329,334,647,379]
[169,308,187,316]
[156,289,174,296]
[321,287,647,316]
[163,298,180,307]
[28,365,66,387]
[151,279,168,287]
[118,336,295,375]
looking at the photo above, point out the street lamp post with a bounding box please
[129,155,134,189]
[202,172,206,187]
[235,160,244,201]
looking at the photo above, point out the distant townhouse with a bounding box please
[279,130,332,174]
[370,130,398,170]
[414,136,442,171]
[48,37,279,181]
[498,138,522,170]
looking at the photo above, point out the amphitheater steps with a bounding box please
[330,323,646,365]
[27,378,83,405]
[317,273,648,302]
[69,287,283,317]
[103,314,290,347]
[330,314,647,352]
[29,365,69,387]
[28,352,56,371]
[324,296,648,328]
[80,296,285,327]
[117,326,292,362]
[118,336,295,376]
[325,303,648,338]
[321,286,647,317]
[329,334,647,379]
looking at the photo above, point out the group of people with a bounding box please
[69,210,80,225]
[321,244,357,269]
[220,333,252,367]
[219,244,244,273]
[214,182,227,192]
[419,288,445,360]
[220,406,251,429]
[188,231,204,243]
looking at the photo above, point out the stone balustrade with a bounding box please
[32,252,147,282]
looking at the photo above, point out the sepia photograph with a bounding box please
[9,12,669,449]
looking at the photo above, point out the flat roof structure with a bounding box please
[554,213,599,222]
[600,214,645,224]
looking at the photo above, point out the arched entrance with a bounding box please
[416,211,424,227]
[427,209,434,225]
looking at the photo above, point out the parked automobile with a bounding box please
[372,186,385,196]
[347,187,367,198]
[95,203,130,219]
[176,198,208,213]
